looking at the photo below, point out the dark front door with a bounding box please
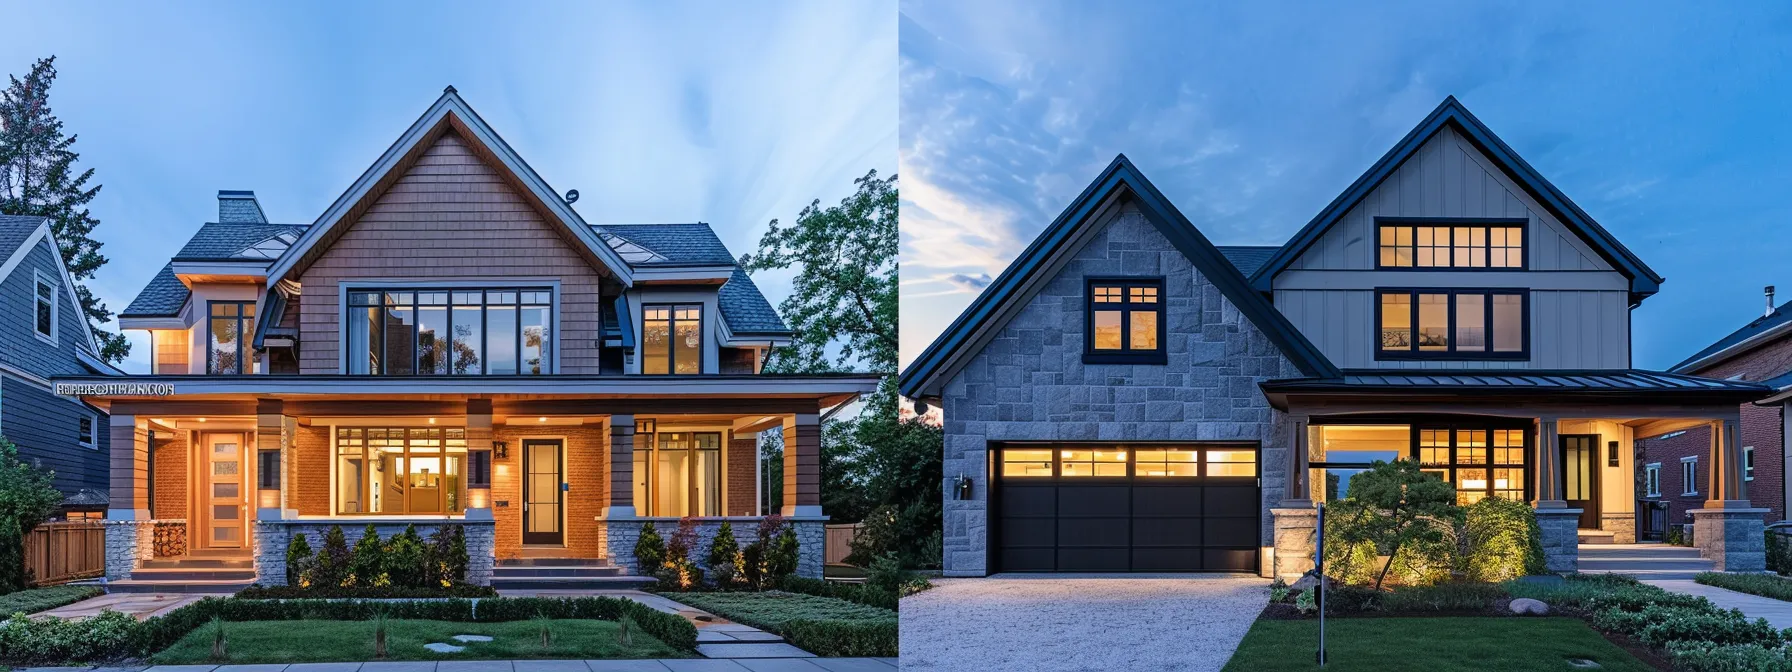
[1560,435,1600,529]
[522,439,565,545]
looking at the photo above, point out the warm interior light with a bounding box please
[1116,451,1127,460]
[1464,479,1488,489]
[198,418,207,423]
[538,417,547,423]
[428,417,437,424]
[468,489,490,508]
[1061,450,1073,458]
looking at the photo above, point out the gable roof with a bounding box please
[0,215,101,354]
[1670,299,1792,374]
[262,86,635,288]
[1248,96,1663,300]
[1217,245,1279,277]
[0,215,42,260]
[899,155,1338,399]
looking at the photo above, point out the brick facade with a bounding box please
[491,425,609,559]
[151,432,187,520]
[727,436,759,516]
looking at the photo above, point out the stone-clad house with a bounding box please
[0,215,121,514]
[55,88,876,591]
[900,97,1772,578]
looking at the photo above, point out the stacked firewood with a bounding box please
[153,522,188,557]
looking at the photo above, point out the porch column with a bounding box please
[1534,418,1564,506]
[1282,415,1311,506]
[605,414,636,519]
[255,399,289,520]
[1268,415,1318,579]
[1530,417,1578,573]
[465,399,493,518]
[1692,415,1767,571]
[1706,419,1749,507]
[782,413,822,517]
[104,414,153,579]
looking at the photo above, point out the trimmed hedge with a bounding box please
[1695,571,1792,602]
[774,575,900,610]
[0,585,102,616]
[0,596,697,665]
[783,618,898,658]
[1511,573,1792,669]
[236,584,498,600]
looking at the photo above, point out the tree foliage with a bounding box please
[0,436,61,591]
[0,56,127,361]
[1322,460,1461,590]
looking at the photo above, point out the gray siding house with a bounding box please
[901,97,1771,578]
[0,214,120,511]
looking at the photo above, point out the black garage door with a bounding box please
[993,444,1260,573]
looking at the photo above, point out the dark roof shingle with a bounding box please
[1216,245,1279,278]
[594,223,736,266]
[174,223,308,260]
[719,267,790,335]
[1671,302,1792,373]
[121,263,188,317]
[0,215,47,262]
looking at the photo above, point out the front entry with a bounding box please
[199,433,248,550]
[522,439,565,545]
[1561,434,1601,529]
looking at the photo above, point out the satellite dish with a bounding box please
[564,189,580,205]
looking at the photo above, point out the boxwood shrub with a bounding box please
[782,618,898,658]
[235,584,497,599]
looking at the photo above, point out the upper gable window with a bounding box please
[347,288,553,375]
[208,301,258,374]
[643,304,703,375]
[1084,278,1165,364]
[33,273,57,343]
[1377,288,1526,360]
[1377,219,1525,269]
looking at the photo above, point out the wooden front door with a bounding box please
[201,433,248,549]
[522,439,565,545]
[1560,434,1600,529]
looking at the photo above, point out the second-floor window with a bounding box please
[1085,278,1165,364]
[207,301,257,374]
[1377,289,1525,360]
[347,289,552,375]
[34,274,56,342]
[643,304,703,375]
[1377,219,1525,269]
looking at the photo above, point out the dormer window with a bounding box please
[346,288,552,375]
[207,301,258,374]
[1377,218,1525,269]
[1084,278,1165,364]
[33,273,56,343]
[643,304,703,375]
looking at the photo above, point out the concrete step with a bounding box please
[184,548,253,559]
[129,567,258,582]
[492,565,626,578]
[1581,545,1705,559]
[1581,568,1711,580]
[497,557,614,568]
[489,575,655,590]
[1577,531,1616,544]
[140,557,254,570]
[106,578,254,594]
[1581,558,1715,571]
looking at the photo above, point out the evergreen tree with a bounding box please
[0,56,128,361]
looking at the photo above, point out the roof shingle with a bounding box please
[0,215,47,262]
[174,223,308,260]
[593,223,736,266]
[1671,301,1792,373]
[719,267,790,335]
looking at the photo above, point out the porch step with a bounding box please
[1580,544,1704,559]
[140,557,253,570]
[489,575,655,590]
[498,557,613,568]
[493,565,626,578]
[1579,543,1714,580]
[184,548,253,559]
[106,577,255,594]
[129,566,258,582]
[1577,530,1616,544]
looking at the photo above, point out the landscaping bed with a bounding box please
[0,585,102,616]
[670,591,897,657]
[1222,616,1655,672]
[150,618,688,664]
[236,584,498,599]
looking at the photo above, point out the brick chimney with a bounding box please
[217,190,267,224]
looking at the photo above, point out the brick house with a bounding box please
[56,88,876,591]
[900,97,1773,577]
[1639,288,1792,535]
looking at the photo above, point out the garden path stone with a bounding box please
[659,661,751,671]
[285,664,363,672]
[452,635,495,643]
[734,661,826,672]
[582,662,674,671]
[143,666,221,672]
[214,666,292,672]
[1646,579,1792,629]
[439,662,515,672]
[512,662,590,672]
[696,643,814,659]
[425,643,466,653]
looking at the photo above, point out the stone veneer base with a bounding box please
[1690,507,1769,572]
[253,519,497,586]
[1269,507,1317,581]
[1534,508,1582,574]
[1599,512,1638,545]
[103,520,158,580]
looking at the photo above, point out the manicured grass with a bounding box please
[150,619,691,664]
[0,585,102,616]
[1221,617,1654,672]
[667,591,894,632]
[1696,571,1792,601]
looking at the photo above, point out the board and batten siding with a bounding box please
[1271,124,1633,370]
[296,131,607,374]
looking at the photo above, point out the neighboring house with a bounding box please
[0,214,121,514]
[57,88,878,591]
[1638,287,1792,532]
[900,96,1771,579]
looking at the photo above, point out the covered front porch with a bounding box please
[1261,370,1772,578]
[57,374,875,587]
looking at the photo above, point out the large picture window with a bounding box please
[1377,288,1525,360]
[1084,277,1165,364]
[347,289,552,375]
[1377,219,1525,269]
[642,304,703,374]
[1309,422,1530,505]
[335,427,467,515]
[630,421,722,516]
[207,301,257,374]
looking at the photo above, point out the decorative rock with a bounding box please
[1509,597,1549,615]
[451,634,493,643]
[423,642,465,653]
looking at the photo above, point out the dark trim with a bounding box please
[641,302,706,375]
[204,300,257,375]
[1082,276,1167,365]
[1248,97,1662,299]
[1307,418,1533,503]
[345,287,555,376]
[521,438,565,545]
[899,155,1338,398]
[1561,433,1601,526]
[1372,217,1530,271]
[1373,287,1530,361]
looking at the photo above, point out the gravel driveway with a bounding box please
[900,575,1266,671]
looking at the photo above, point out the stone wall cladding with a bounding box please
[939,205,1300,576]
[103,520,155,580]
[1692,508,1768,572]
[1270,508,1317,580]
[1600,512,1637,545]
[602,517,824,579]
[1535,508,1581,573]
[251,519,498,586]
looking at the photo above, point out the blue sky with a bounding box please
[1,1,895,373]
[900,1,1792,371]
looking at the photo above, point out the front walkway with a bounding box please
[17,660,898,672]
[1646,579,1792,630]
[899,575,1266,672]
[32,591,224,620]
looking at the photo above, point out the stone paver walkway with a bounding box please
[16,661,896,672]
[1646,579,1792,629]
[32,592,226,621]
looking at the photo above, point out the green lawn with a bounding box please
[1222,617,1654,672]
[667,591,894,632]
[151,619,691,664]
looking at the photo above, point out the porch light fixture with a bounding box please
[493,441,509,459]
[1607,441,1620,467]
[198,418,207,423]
[538,416,547,423]
[428,417,437,424]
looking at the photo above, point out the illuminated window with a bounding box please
[1085,278,1164,364]
[1311,423,1528,504]
[631,423,722,516]
[207,301,257,374]
[1134,449,1198,477]
[1377,220,1524,269]
[1378,289,1526,359]
[335,427,467,515]
[1206,450,1256,477]
[1060,449,1127,477]
[644,304,703,375]
[1001,449,1054,477]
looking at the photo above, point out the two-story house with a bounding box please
[899,97,1770,579]
[57,88,878,591]
[0,214,119,515]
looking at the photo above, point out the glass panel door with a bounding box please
[522,440,564,545]
[1560,434,1600,529]
[206,434,246,549]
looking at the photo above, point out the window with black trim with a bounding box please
[207,301,257,374]
[1084,278,1164,364]
[1377,288,1526,359]
[1745,446,1755,482]
[1377,219,1525,269]
[1308,422,1530,505]
[643,304,703,374]
[346,288,553,375]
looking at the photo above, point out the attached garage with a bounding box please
[991,444,1261,573]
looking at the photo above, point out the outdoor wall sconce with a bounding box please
[1607,440,1620,467]
[953,474,974,500]
[493,441,509,459]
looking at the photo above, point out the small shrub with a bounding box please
[285,532,314,587]
[615,615,635,647]
[1378,582,1505,612]
[1459,497,1546,581]
[0,609,138,664]
[384,525,427,588]
[236,584,497,599]
[783,618,898,657]
[776,575,900,610]
[655,518,706,591]
[0,585,103,615]
[348,524,385,587]
[634,522,666,572]
[1669,641,1792,671]
[1667,525,1689,547]
[1765,530,1792,576]
[209,617,227,661]
[1268,577,1289,603]
[1294,588,1317,615]
[426,525,469,587]
[768,526,801,580]
[0,437,62,594]
[312,526,351,588]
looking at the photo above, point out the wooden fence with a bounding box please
[25,520,106,586]
[824,523,863,566]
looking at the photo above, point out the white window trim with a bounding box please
[77,412,97,449]
[1745,445,1756,482]
[1644,462,1661,498]
[33,270,58,345]
[1681,456,1699,496]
